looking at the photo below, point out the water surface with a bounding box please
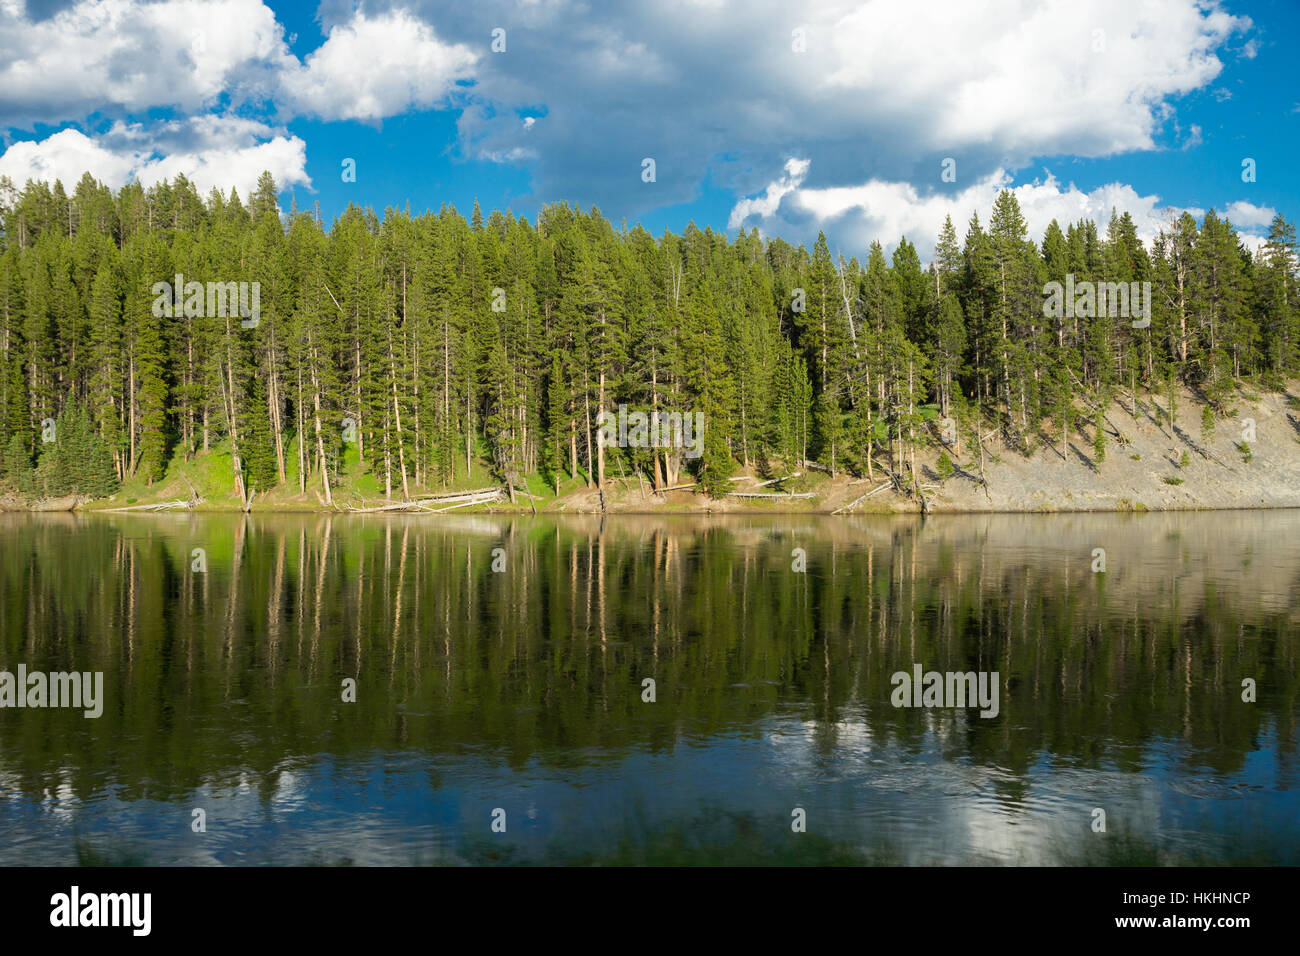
[0,512,1296,865]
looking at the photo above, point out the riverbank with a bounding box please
[8,383,1298,516]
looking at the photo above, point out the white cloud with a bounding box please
[0,0,1265,247]
[727,157,809,229]
[728,159,1270,258]
[131,129,308,197]
[0,127,139,187]
[0,0,291,126]
[0,3,476,196]
[450,0,1251,221]
[820,0,1247,159]
[0,2,480,126]
[0,117,309,197]
[1222,200,1275,230]
[278,9,478,122]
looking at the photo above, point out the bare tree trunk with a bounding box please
[219,337,248,509]
[354,333,364,462]
[308,334,332,507]
[268,326,286,483]
[569,418,578,480]
[127,349,136,476]
[297,367,306,495]
[596,368,606,489]
[583,367,593,487]
[389,327,410,500]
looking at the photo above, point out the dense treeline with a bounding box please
[0,170,1295,502]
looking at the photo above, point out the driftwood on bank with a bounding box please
[428,499,495,514]
[346,500,426,513]
[345,488,506,513]
[420,486,503,500]
[100,498,197,513]
[725,491,818,499]
[832,482,891,514]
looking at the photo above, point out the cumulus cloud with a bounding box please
[440,0,1250,217]
[278,9,478,122]
[728,158,810,227]
[0,0,1264,247]
[728,159,1272,259]
[127,117,310,195]
[0,2,473,194]
[821,0,1245,158]
[0,1,477,126]
[0,127,139,187]
[1222,199,1276,230]
[0,0,291,126]
[0,116,309,196]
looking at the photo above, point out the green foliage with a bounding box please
[936,449,955,480]
[695,406,736,498]
[0,172,1295,504]
[8,398,117,498]
[1,434,30,492]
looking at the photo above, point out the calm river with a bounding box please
[0,511,1296,865]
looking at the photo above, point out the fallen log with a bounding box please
[420,486,502,500]
[429,499,495,514]
[725,491,817,499]
[100,499,192,513]
[347,500,426,514]
[832,482,891,514]
[347,489,504,513]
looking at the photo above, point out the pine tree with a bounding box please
[0,168,1292,505]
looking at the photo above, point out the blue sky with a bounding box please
[1,0,1296,257]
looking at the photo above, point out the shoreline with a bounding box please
[5,498,1300,517]
[8,383,1298,519]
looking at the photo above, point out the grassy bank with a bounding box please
[22,382,1299,517]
